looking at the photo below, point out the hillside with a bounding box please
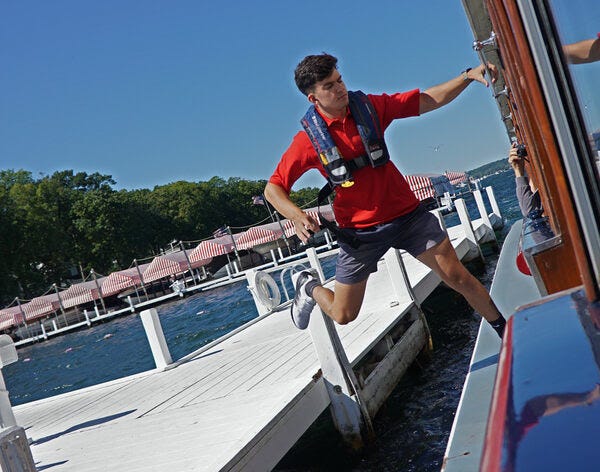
[467,158,510,179]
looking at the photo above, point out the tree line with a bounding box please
[0,169,318,306]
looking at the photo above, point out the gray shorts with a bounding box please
[335,204,446,284]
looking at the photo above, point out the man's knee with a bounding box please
[331,306,360,325]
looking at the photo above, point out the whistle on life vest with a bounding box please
[320,150,354,187]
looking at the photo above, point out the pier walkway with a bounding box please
[12,200,499,471]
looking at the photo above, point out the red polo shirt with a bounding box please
[269,90,422,228]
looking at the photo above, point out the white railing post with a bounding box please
[305,248,373,449]
[429,208,447,233]
[485,186,502,220]
[324,230,333,249]
[127,295,135,313]
[270,249,279,267]
[455,198,485,262]
[383,249,422,307]
[0,336,36,471]
[40,323,47,340]
[0,336,18,429]
[84,309,91,327]
[140,308,172,369]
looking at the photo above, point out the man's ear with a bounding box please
[308,93,317,105]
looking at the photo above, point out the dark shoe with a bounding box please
[290,270,317,329]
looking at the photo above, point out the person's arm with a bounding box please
[419,63,497,114]
[509,145,541,217]
[264,182,320,243]
[563,35,600,64]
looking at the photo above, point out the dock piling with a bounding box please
[430,208,448,233]
[140,308,172,369]
[455,198,485,262]
[473,189,499,248]
[485,186,502,220]
[305,248,374,449]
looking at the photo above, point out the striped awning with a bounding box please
[22,293,63,322]
[61,278,106,309]
[404,174,436,201]
[188,233,244,262]
[143,250,212,283]
[0,306,25,331]
[445,171,468,186]
[236,222,286,251]
[101,263,151,297]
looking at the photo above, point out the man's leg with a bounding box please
[290,271,369,329]
[416,237,503,324]
[312,279,369,325]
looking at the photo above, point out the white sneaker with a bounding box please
[290,270,317,329]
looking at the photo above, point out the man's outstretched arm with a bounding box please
[419,63,497,114]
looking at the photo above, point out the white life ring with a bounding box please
[253,271,281,310]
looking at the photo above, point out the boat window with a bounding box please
[549,0,600,163]
[540,0,600,291]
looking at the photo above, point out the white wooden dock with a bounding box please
[8,196,500,472]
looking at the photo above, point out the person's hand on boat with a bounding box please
[468,62,498,87]
[293,213,320,243]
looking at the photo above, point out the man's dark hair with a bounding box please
[294,53,338,96]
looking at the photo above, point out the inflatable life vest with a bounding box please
[301,91,390,188]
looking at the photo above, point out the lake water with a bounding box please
[4,169,521,471]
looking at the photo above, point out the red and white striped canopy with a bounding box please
[0,306,25,331]
[143,250,212,283]
[22,293,63,322]
[445,171,468,186]
[404,174,435,201]
[188,233,244,262]
[236,222,285,251]
[101,263,150,297]
[61,278,106,309]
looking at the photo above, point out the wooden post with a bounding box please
[0,426,36,472]
[384,249,420,307]
[473,190,492,229]
[429,208,447,233]
[305,248,373,449]
[473,189,498,248]
[84,309,91,327]
[455,198,485,262]
[127,295,135,313]
[324,230,333,249]
[140,308,172,369]
[486,186,502,220]
[270,249,279,267]
[383,249,432,349]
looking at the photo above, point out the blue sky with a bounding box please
[1,0,586,191]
